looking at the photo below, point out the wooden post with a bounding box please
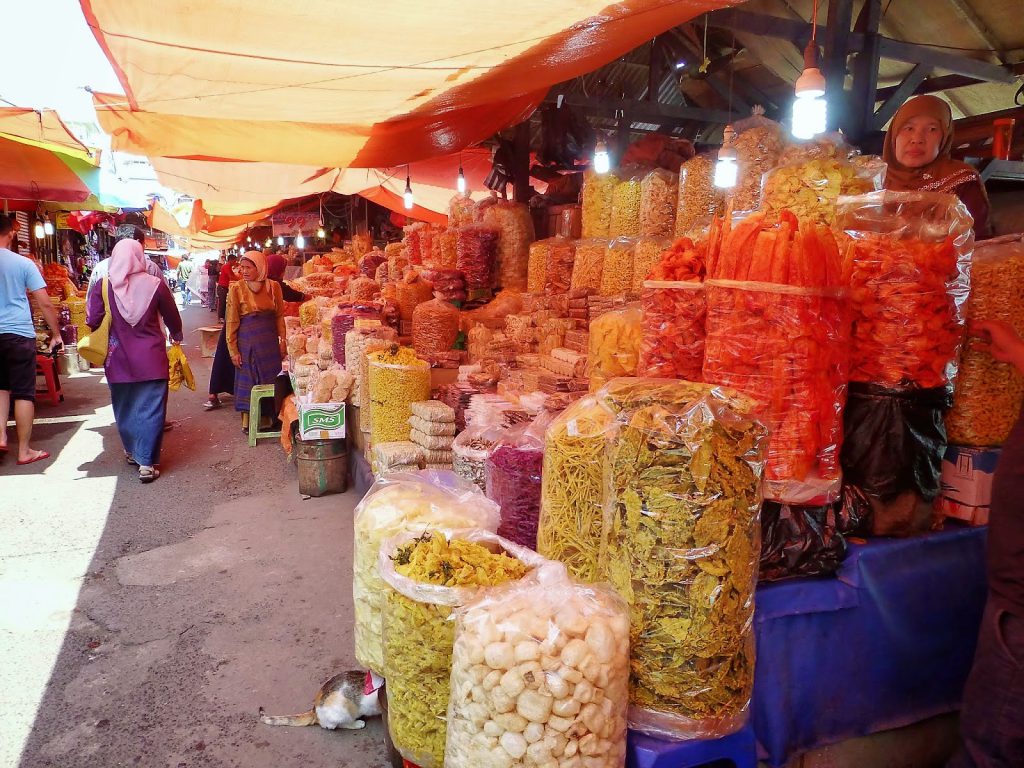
[513,121,531,204]
[848,0,883,142]
[823,0,854,133]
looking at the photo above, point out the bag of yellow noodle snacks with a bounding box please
[599,378,767,739]
[380,529,547,768]
[353,470,500,675]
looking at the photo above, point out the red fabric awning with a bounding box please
[0,136,93,202]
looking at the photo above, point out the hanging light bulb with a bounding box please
[33,221,45,239]
[714,125,739,189]
[296,233,306,249]
[317,226,326,239]
[404,167,414,210]
[265,238,272,247]
[43,215,54,236]
[457,154,467,194]
[246,235,252,244]
[277,235,285,246]
[791,2,827,140]
[593,137,611,175]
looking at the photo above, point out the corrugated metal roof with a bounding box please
[546,0,1022,142]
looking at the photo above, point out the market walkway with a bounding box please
[1,299,388,768]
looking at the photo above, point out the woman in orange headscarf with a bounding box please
[883,94,992,238]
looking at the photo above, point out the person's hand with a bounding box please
[971,320,1024,366]
[231,353,242,368]
[47,335,63,354]
[170,339,182,347]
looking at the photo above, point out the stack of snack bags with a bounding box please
[409,400,458,470]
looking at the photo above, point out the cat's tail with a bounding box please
[258,706,318,727]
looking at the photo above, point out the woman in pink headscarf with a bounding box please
[86,239,183,483]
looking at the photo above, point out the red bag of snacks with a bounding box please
[837,190,973,391]
[703,210,849,504]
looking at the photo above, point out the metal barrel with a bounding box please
[295,438,349,497]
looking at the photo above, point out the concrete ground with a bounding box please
[1,299,388,768]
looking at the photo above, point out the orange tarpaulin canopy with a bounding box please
[147,199,277,238]
[0,135,93,202]
[84,0,735,166]
[0,107,94,162]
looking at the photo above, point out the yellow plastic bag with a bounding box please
[167,344,195,392]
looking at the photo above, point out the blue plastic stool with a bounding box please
[628,719,757,768]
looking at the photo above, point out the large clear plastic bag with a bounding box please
[545,237,576,295]
[676,153,725,237]
[762,137,884,227]
[456,224,500,290]
[346,327,397,410]
[609,170,644,238]
[412,298,460,358]
[352,470,500,675]
[638,281,705,382]
[702,210,848,502]
[599,379,767,740]
[582,170,620,238]
[947,234,1024,445]
[600,237,638,296]
[527,239,550,294]
[453,419,505,492]
[570,239,607,293]
[731,114,786,212]
[380,528,545,768]
[588,304,642,392]
[537,395,616,583]
[445,563,630,768]
[482,200,535,292]
[395,278,434,327]
[449,194,479,228]
[631,238,671,293]
[838,190,974,391]
[485,420,547,551]
[703,282,848,504]
[367,346,431,444]
[640,168,679,238]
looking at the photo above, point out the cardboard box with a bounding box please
[938,496,990,527]
[941,445,1000,506]
[297,402,346,441]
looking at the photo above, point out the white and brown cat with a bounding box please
[259,671,382,730]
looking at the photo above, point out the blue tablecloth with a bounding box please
[753,526,988,766]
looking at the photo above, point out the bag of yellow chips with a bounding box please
[588,304,642,391]
[380,529,546,768]
[761,136,885,226]
[353,470,500,675]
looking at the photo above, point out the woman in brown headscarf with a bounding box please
[883,94,992,238]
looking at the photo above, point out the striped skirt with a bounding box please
[234,311,282,412]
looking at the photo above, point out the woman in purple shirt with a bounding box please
[87,239,183,483]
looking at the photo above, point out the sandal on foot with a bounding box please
[17,450,50,466]
[203,399,221,410]
[139,466,160,483]
[125,452,138,466]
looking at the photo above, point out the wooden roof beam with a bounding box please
[702,9,1015,83]
[875,61,1024,101]
[872,63,933,130]
[945,0,1007,66]
[542,92,738,127]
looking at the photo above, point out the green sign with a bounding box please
[300,404,346,437]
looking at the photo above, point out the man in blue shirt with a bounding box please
[0,214,62,465]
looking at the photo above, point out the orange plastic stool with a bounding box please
[35,354,63,405]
